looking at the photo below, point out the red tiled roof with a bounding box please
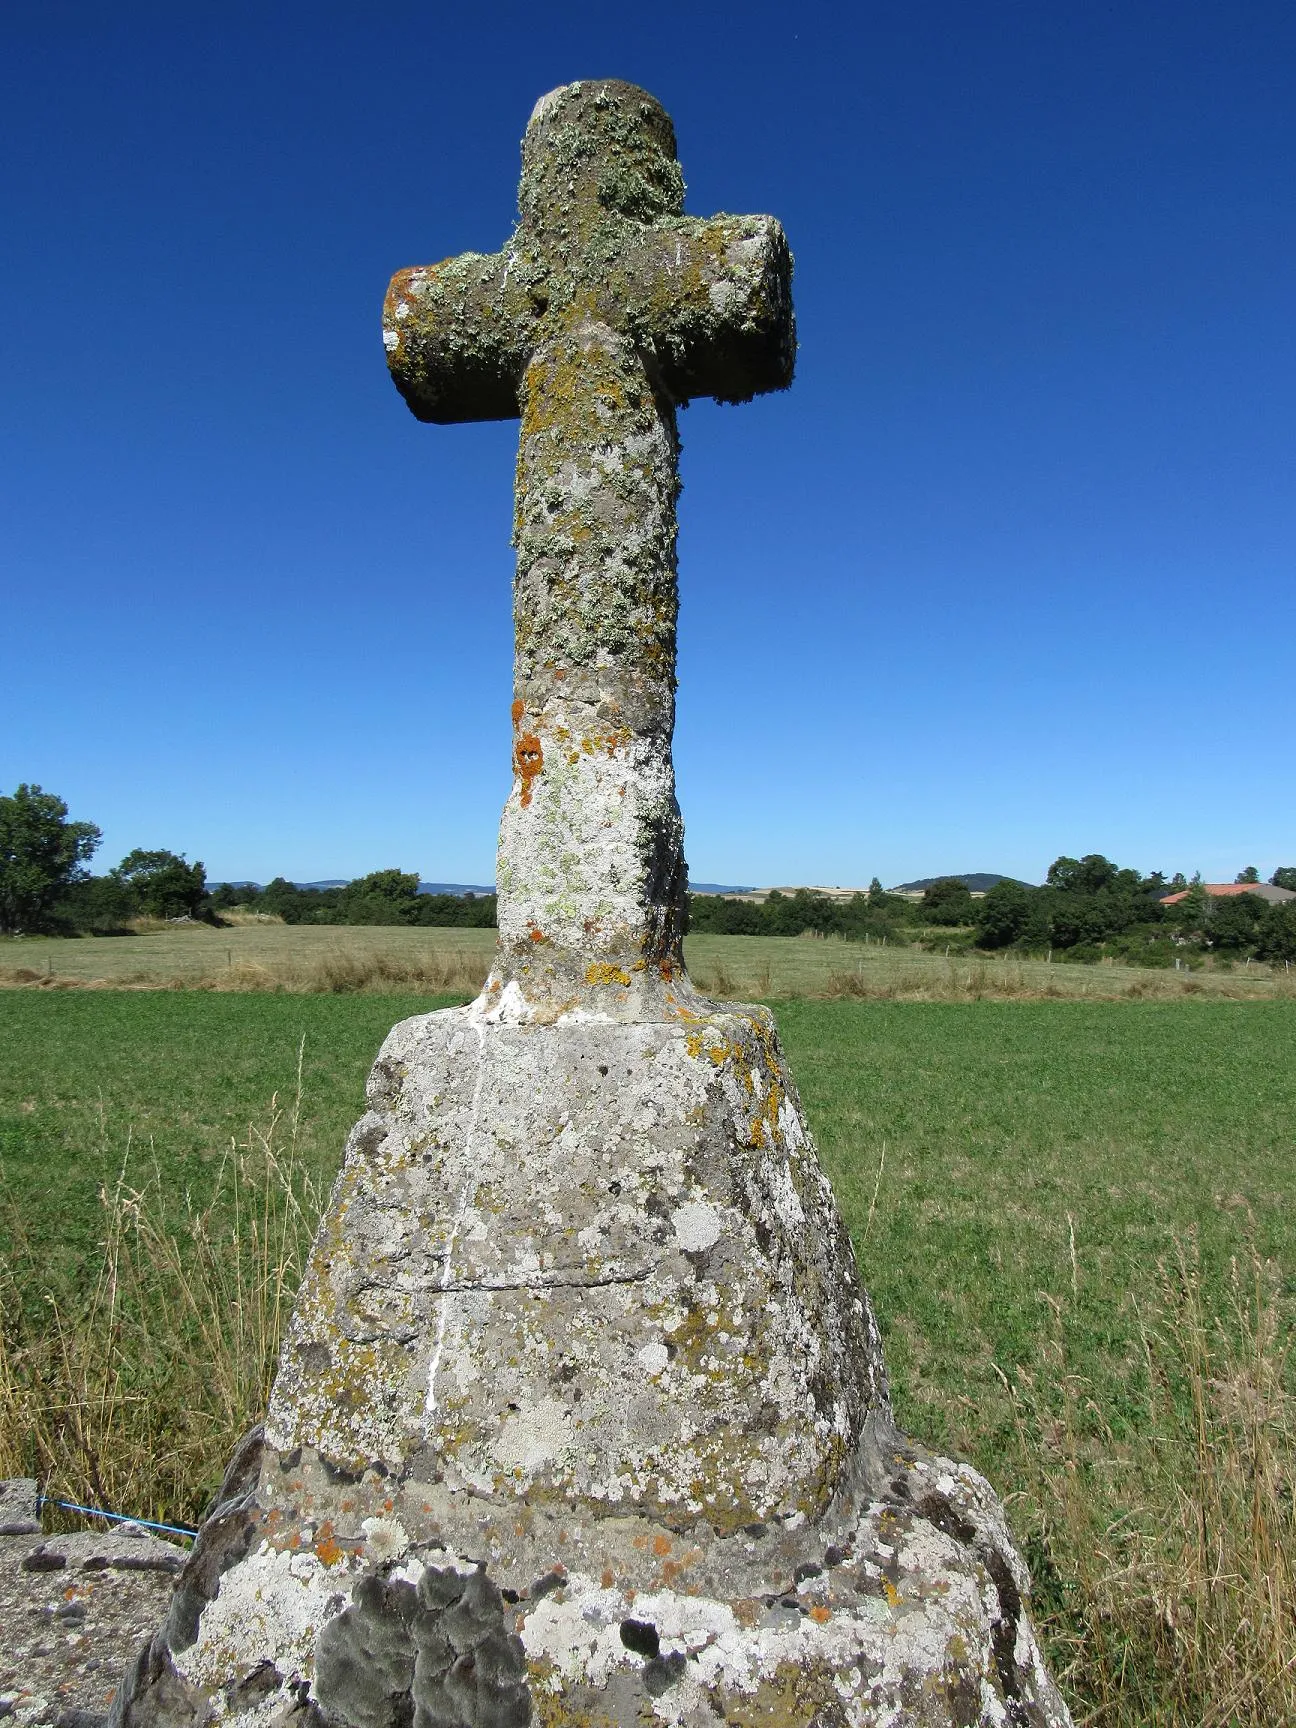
[1161,882,1269,905]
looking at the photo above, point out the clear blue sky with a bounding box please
[4,2,1292,889]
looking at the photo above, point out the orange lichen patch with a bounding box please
[882,1576,902,1609]
[528,925,547,944]
[652,1534,672,1557]
[316,1535,345,1567]
[585,962,631,986]
[511,698,525,727]
[601,1567,615,1588]
[514,732,544,805]
[809,1604,832,1624]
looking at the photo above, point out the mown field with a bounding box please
[2,987,1294,1724]
[2,918,1290,1000]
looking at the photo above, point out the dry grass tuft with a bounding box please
[203,948,487,996]
[0,948,487,997]
[1004,1233,1296,1726]
[0,1044,324,1526]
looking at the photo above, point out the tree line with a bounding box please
[0,785,501,934]
[3,784,1293,962]
[690,860,1296,964]
[216,873,497,928]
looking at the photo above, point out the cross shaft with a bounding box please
[383,80,794,1016]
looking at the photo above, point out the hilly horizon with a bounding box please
[212,875,1016,897]
[889,873,1022,894]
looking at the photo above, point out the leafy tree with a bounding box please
[687,894,763,935]
[0,784,101,934]
[1235,866,1260,885]
[1169,874,1209,937]
[60,873,136,934]
[1256,902,1296,963]
[1045,854,1118,895]
[112,849,208,919]
[337,868,420,926]
[864,877,905,915]
[1270,867,1296,892]
[344,869,419,902]
[1208,892,1266,950]
[974,879,1034,949]
[920,877,975,926]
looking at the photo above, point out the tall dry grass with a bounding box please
[0,1043,323,1526]
[0,948,487,996]
[1003,1231,1296,1726]
[817,956,1296,1004]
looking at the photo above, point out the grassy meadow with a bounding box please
[1,917,1291,1000]
[1,968,1294,1723]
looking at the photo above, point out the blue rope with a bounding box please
[37,1493,198,1541]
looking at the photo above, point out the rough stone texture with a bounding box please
[104,79,1073,1728]
[0,1481,184,1727]
[104,1005,1071,1727]
[384,78,793,1020]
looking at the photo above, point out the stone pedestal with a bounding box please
[111,999,1070,1727]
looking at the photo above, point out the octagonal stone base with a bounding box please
[109,1002,1071,1728]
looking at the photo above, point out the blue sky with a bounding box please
[3,2,1292,889]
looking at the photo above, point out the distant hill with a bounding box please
[689,881,755,895]
[889,873,1024,894]
[212,880,496,896]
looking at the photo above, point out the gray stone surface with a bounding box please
[0,1479,40,1536]
[104,78,1073,1728]
[0,1493,184,1726]
[385,77,793,1022]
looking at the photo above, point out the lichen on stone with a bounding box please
[381,79,796,1021]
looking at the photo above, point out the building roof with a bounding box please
[1160,882,1296,906]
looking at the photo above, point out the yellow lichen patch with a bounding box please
[527,1663,619,1728]
[585,962,631,987]
[684,1028,743,1068]
[744,1015,787,1150]
[715,1659,847,1728]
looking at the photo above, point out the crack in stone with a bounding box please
[436,1264,659,1292]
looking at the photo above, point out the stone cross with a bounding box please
[383,78,794,1016]
[108,83,1072,1728]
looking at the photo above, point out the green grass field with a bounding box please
[4,991,1290,1428]
[2,990,1294,1723]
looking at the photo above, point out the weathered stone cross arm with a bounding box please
[383,90,794,422]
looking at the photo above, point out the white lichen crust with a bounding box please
[108,1005,1072,1728]
[267,1004,884,1522]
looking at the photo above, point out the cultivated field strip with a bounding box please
[1,923,1289,1000]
